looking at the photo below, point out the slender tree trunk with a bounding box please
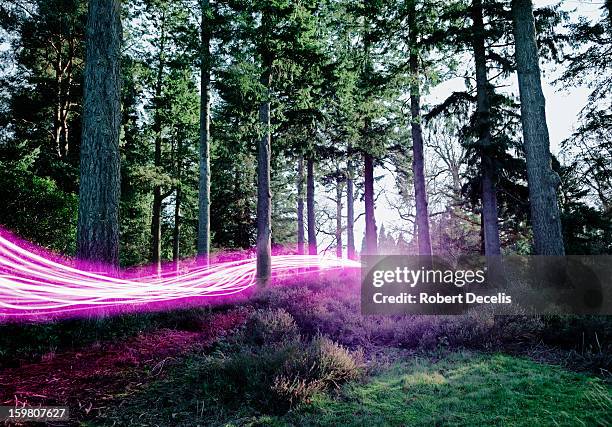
[306,158,317,255]
[76,0,122,267]
[297,156,305,254]
[172,138,183,266]
[336,173,343,258]
[198,0,212,261]
[150,17,166,270]
[606,0,612,28]
[172,186,181,264]
[472,0,501,256]
[346,153,355,259]
[256,55,273,286]
[512,0,565,255]
[364,153,377,255]
[408,2,432,256]
[151,189,163,268]
[481,156,501,254]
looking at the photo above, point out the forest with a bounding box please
[0,0,611,425]
[1,0,610,270]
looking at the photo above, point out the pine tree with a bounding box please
[472,0,501,256]
[197,0,213,261]
[406,0,433,256]
[512,0,564,255]
[76,0,121,266]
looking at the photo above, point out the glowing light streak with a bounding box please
[0,229,360,321]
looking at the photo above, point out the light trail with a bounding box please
[0,229,360,321]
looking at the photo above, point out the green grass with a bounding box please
[277,352,611,427]
[96,351,611,427]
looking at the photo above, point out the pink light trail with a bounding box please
[0,229,360,321]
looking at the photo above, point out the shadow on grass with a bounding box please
[97,350,611,427]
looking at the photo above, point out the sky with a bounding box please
[317,0,605,254]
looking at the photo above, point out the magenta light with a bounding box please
[0,228,360,321]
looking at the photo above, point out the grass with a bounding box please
[282,352,611,427]
[93,350,611,426]
[3,275,612,425]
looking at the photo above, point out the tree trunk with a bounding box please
[307,158,317,255]
[198,0,212,261]
[76,0,122,267]
[364,153,377,255]
[512,0,565,255]
[481,155,501,255]
[297,156,305,254]
[256,56,273,286]
[150,15,167,270]
[336,173,343,258]
[472,0,501,256]
[151,189,163,269]
[606,0,612,29]
[346,153,356,259]
[172,186,181,265]
[172,137,183,266]
[408,3,432,256]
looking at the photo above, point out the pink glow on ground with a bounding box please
[0,228,361,322]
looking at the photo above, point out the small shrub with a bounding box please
[241,308,300,347]
[198,310,364,413]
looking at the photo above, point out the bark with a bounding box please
[336,174,343,258]
[172,186,181,264]
[512,0,565,255]
[151,188,162,268]
[307,158,317,255]
[481,155,501,255]
[364,153,377,255]
[150,13,167,270]
[256,55,273,286]
[408,3,433,256]
[198,0,212,261]
[297,156,305,254]
[606,0,612,29]
[172,138,183,266]
[346,153,355,259]
[472,0,502,256]
[76,0,122,267]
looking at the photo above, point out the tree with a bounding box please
[335,169,343,258]
[0,0,85,253]
[149,3,168,270]
[296,156,305,254]
[407,0,432,256]
[471,0,501,256]
[512,0,564,255]
[559,0,612,218]
[306,157,317,255]
[197,0,212,261]
[428,0,527,256]
[76,0,121,266]
[346,151,356,259]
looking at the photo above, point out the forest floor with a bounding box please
[0,272,611,426]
